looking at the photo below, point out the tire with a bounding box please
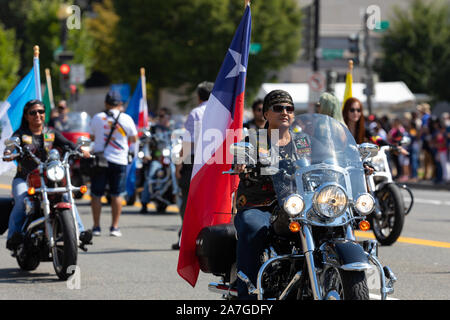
[156,201,167,213]
[341,270,369,300]
[51,210,78,281]
[16,244,40,271]
[370,183,405,246]
[322,266,369,300]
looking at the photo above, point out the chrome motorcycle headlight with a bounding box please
[313,185,348,218]
[355,193,375,215]
[283,194,304,216]
[162,148,170,157]
[46,162,65,182]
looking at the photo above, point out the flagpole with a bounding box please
[45,68,55,109]
[33,45,42,100]
[140,67,147,101]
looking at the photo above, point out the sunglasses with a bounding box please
[349,108,361,113]
[158,114,166,118]
[270,105,295,113]
[28,109,45,116]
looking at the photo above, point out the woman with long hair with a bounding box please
[3,99,92,251]
[343,97,366,144]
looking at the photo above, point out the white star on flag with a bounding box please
[225,49,246,79]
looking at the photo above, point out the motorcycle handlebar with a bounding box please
[2,153,20,161]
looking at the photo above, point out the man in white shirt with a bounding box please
[173,81,214,249]
[89,91,138,237]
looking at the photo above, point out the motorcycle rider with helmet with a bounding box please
[233,90,312,300]
[3,99,92,251]
[140,107,173,213]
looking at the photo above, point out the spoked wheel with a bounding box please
[322,267,369,300]
[371,183,405,246]
[51,210,78,281]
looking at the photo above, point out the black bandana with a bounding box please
[263,90,294,114]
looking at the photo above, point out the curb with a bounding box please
[400,182,450,191]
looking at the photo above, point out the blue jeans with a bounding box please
[410,143,420,179]
[234,208,272,300]
[8,178,85,240]
[140,160,163,205]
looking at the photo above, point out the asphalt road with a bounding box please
[0,171,449,300]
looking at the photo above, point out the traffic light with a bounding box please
[60,63,70,75]
[56,51,74,99]
[362,74,378,97]
[301,4,315,61]
[326,70,337,94]
[348,33,364,66]
[59,63,71,98]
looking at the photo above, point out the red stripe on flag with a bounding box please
[177,92,244,287]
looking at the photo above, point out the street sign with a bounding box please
[308,71,326,93]
[250,43,261,55]
[320,48,344,60]
[69,64,85,85]
[374,20,389,32]
[308,71,326,111]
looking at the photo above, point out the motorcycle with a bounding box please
[134,126,182,212]
[365,140,414,245]
[196,113,396,300]
[1,136,92,280]
[61,112,92,199]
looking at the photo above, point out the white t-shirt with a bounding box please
[90,109,138,166]
[183,102,207,153]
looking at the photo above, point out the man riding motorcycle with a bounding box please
[140,107,173,213]
[233,90,311,300]
[3,99,92,251]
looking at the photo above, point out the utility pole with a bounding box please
[313,0,320,72]
[363,12,373,115]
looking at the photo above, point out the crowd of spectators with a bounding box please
[366,103,450,184]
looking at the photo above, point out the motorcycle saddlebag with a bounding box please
[0,197,14,236]
[196,223,237,275]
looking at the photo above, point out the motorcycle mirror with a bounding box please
[358,143,379,160]
[77,136,91,147]
[4,137,20,147]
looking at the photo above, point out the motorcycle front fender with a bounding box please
[319,240,372,271]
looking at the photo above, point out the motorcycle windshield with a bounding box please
[270,113,366,206]
[64,112,91,132]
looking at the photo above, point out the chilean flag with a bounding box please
[125,76,148,132]
[125,73,148,197]
[177,4,251,287]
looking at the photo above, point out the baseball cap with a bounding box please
[105,91,123,106]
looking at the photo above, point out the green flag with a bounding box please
[43,83,52,124]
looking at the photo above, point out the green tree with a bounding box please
[377,0,450,101]
[0,24,20,100]
[90,0,302,106]
[85,0,121,82]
